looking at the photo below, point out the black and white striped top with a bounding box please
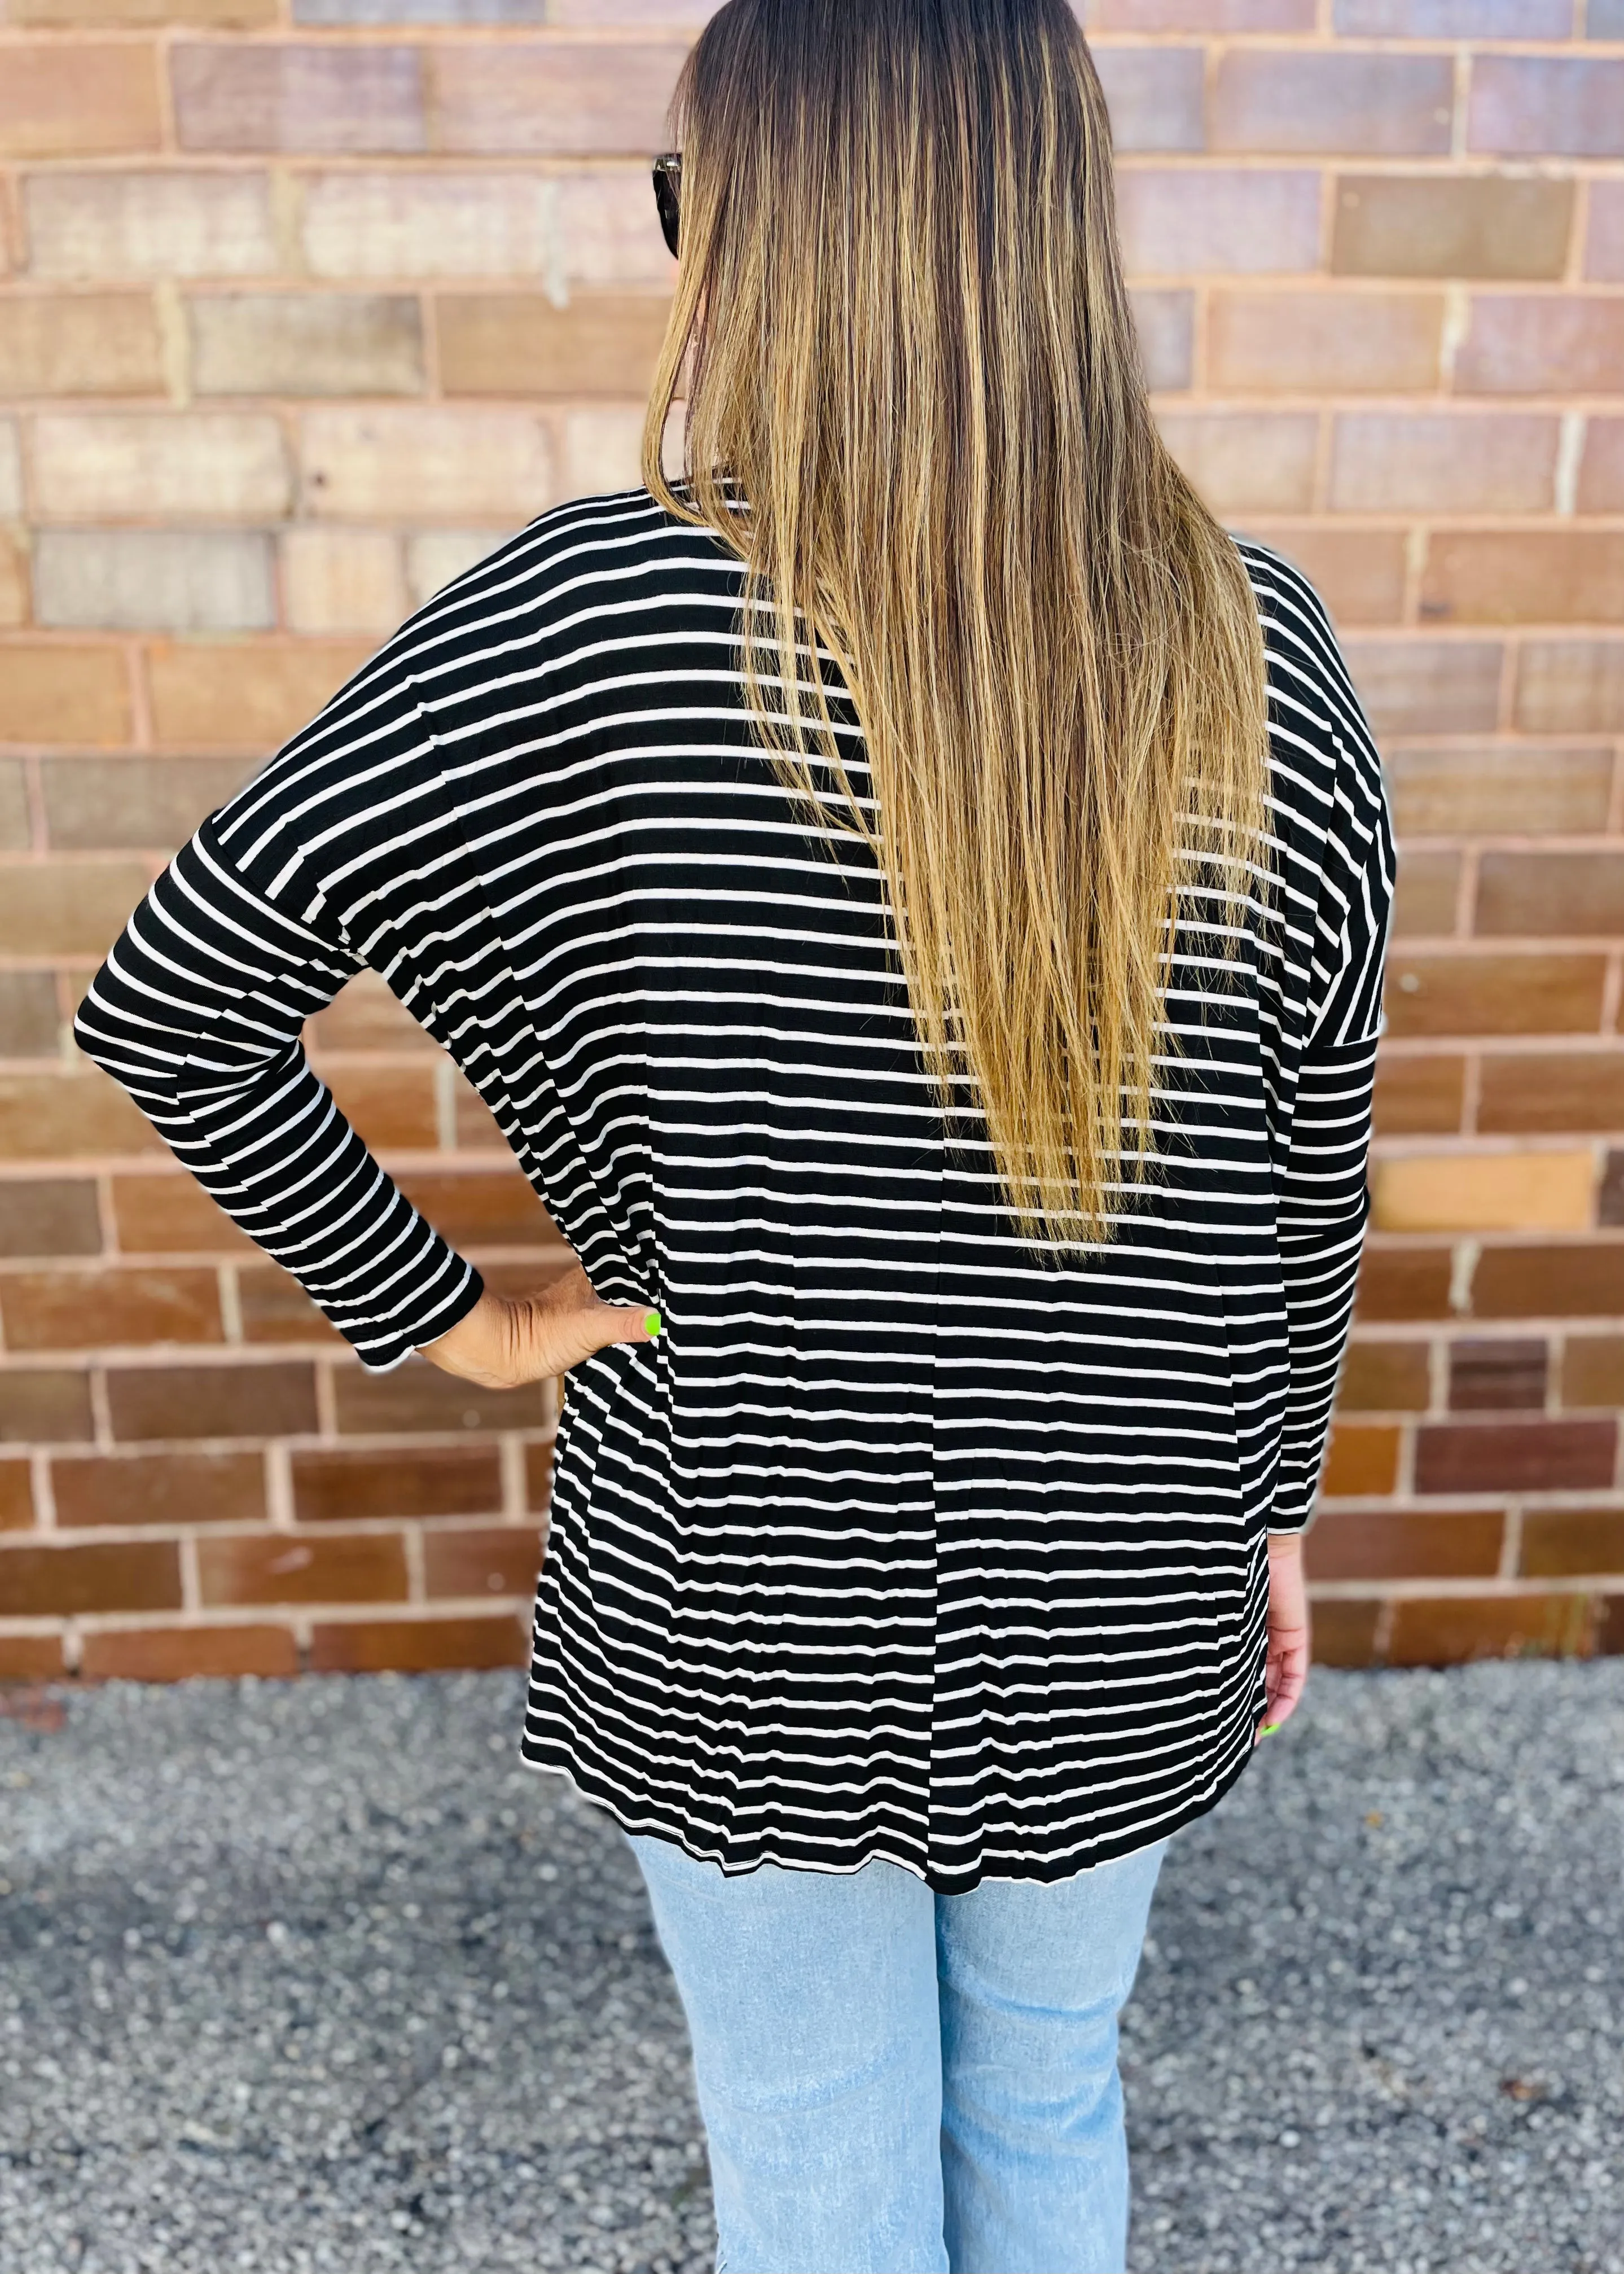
[78,485,1393,1891]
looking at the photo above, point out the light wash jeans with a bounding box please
[627,1832,1167,2274]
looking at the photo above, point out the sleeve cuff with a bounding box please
[353,1260,486,1374]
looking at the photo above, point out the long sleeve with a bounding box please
[1265,589,1397,1533]
[74,670,485,1374]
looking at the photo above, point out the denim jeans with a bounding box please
[627,1832,1167,2274]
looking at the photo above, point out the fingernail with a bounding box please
[1260,1721,1280,1735]
[644,1309,662,1338]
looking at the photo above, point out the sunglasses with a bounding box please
[653,150,682,259]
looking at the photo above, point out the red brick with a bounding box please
[1386,745,1614,839]
[393,1171,556,1250]
[1458,297,1624,397]
[1476,853,1624,939]
[1473,1244,1624,1320]
[1306,1509,1503,1581]
[298,168,551,283]
[53,1448,264,1531]
[1385,954,1607,1039]
[1577,419,1624,513]
[0,533,28,628]
[1588,182,1624,284]
[197,1530,407,1607]
[1562,1335,1624,1409]
[1373,1150,1593,1237]
[1448,1338,1548,1413]
[1330,413,1558,514]
[0,1460,33,1532]
[80,1623,297,1681]
[332,1359,550,1437]
[14,0,275,16]
[1373,1055,1465,1137]
[437,292,669,400]
[1156,413,1319,513]
[1515,642,1624,735]
[307,972,429,1053]
[1520,1508,1624,1580]
[1320,1422,1401,1497]
[0,1181,102,1260]
[189,292,423,399]
[0,1371,94,1445]
[172,43,426,155]
[1338,1339,1432,1412]
[42,756,253,854]
[1422,532,1624,628]
[24,173,279,288]
[1355,1246,1454,1321]
[1118,169,1321,278]
[309,1614,525,1675]
[106,1364,317,1442]
[0,975,61,1058]
[145,641,374,751]
[1392,852,1459,938]
[1092,48,1204,154]
[0,1539,181,1615]
[2,1268,222,1352]
[1095,0,1313,20]
[453,1080,510,1151]
[291,1445,501,1524]
[1331,173,1574,282]
[1241,527,1407,625]
[0,1637,67,1683]
[0,643,131,744]
[1305,1597,1382,1668]
[1478,1053,1624,1135]
[1341,639,1504,739]
[0,862,151,960]
[30,408,286,514]
[111,1175,252,1256]
[319,1066,438,1152]
[1211,50,1453,155]
[1209,289,1443,393]
[1337,0,1571,24]
[0,42,162,160]
[1469,58,1624,160]
[1416,1417,1614,1495]
[1473,1246,1610,1318]
[429,42,687,157]
[1386,1593,1596,1666]
[0,296,163,397]
[238,1265,343,1344]
[300,406,553,523]
[423,1524,545,1601]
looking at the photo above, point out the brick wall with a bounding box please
[1,0,1622,1684]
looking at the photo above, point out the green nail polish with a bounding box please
[644,1309,662,1337]
[1261,1721,1280,1734]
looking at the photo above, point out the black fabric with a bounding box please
[77,486,1394,1890]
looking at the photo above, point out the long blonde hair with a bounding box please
[642,0,1268,1251]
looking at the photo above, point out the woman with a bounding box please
[78,2,1393,2267]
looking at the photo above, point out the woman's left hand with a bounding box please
[1258,1531,1310,1741]
[420,1264,658,1390]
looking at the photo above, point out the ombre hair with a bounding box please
[641,0,1269,1251]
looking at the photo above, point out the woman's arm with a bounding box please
[74,816,486,1373]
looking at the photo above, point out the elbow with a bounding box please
[71,963,128,1081]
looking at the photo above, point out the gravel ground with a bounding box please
[1,1661,1620,2274]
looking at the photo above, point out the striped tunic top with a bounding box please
[78,485,1394,1892]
